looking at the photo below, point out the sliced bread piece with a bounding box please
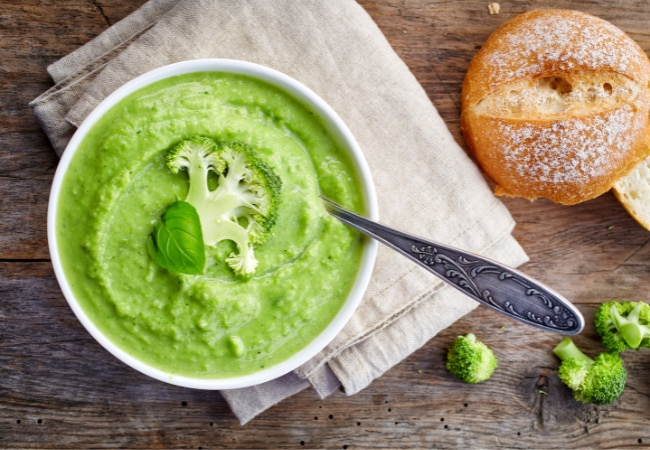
[614,155,650,231]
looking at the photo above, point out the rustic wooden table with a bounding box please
[2,1,650,448]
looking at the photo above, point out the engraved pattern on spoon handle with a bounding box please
[324,199,584,334]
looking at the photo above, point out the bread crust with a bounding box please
[461,9,650,205]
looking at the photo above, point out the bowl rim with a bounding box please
[47,58,378,390]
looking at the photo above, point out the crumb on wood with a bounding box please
[488,2,500,15]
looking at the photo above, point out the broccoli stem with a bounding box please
[611,304,645,349]
[553,338,593,365]
[185,151,213,207]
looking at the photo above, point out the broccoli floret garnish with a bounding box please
[594,301,650,353]
[160,136,281,277]
[445,333,498,384]
[553,338,627,405]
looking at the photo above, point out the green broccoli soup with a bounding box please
[56,71,367,379]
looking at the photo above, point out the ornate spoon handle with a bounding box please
[323,198,584,335]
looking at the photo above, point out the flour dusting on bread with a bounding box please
[479,11,649,91]
[461,10,650,205]
[499,107,635,182]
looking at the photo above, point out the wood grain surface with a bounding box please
[2,1,649,448]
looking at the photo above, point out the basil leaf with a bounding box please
[148,200,206,275]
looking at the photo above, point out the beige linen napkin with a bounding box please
[31,0,529,424]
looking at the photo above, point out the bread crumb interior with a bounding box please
[475,72,641,117]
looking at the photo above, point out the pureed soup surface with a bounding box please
[57,71,366,378]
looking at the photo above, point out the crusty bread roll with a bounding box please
[461,9,650,205]
[614,156,650,230]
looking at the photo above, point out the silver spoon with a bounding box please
[323,197,584,335]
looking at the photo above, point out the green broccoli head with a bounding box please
[553,338,627,405]
[594,301,650,353]
[165,137,281,277]
[445,333,498,384]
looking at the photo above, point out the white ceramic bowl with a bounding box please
[48,59,378,390]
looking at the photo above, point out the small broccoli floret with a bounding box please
[165,137,281,277]
[553,338,627,405]
[594,301,650,353]
[445,333,498,383]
